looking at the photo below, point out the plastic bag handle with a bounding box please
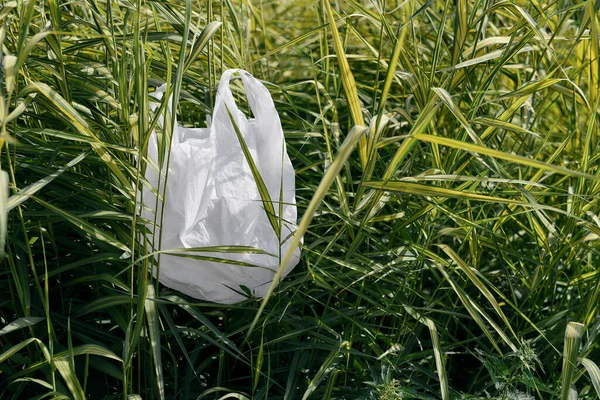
[151,69,275,144]
[212,69,277,124]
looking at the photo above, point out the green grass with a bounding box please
[1,0,600,399]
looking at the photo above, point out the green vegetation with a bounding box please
[1,0,600,398]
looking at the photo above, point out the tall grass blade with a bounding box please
[0,338,49,363]
[365,180,526,204]
[322,0,366,167]
[182,21,222,75]
[20,83,130,189]
[562,322,584,400]
[145,284,165,400]
[413,133,599,180]
[247,126,367,337]
[226,106,280,238]
[0,170,7,258]
[54,357,85,400]
[425,318,449,400]
[0,316,45,336]
[438,245,519,343]
[433,260,515,353]
[166,295,246,359]
[6,153,87,211]
[301,341,348,400]
[579,357,600,397]
[33,198,130,252]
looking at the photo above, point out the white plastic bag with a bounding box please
[142,69,300,304]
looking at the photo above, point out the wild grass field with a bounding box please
[1,0,600,399]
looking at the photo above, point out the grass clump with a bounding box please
[1,0,600,399]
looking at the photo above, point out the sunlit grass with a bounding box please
[1,0,600,399]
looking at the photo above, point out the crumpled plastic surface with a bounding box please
[142,69,300,304]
